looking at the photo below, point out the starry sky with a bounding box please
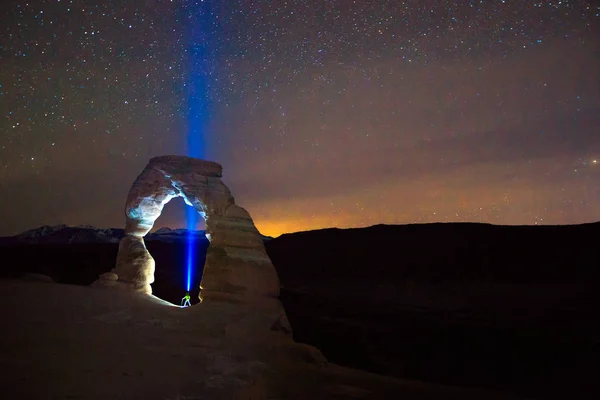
[0,0,599,237]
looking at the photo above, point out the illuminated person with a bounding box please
[181,292,191,307]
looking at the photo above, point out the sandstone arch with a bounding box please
[95,155,280,301]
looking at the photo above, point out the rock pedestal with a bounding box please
[94,155,281,303]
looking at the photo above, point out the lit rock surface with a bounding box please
[94,155,280,300]
[0,280,523,400]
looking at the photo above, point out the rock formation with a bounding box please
[94,155,281,303]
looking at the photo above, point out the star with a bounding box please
[0,0,598,236]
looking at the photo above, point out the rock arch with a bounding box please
[95,155,280,301]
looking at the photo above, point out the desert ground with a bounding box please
[0,278,523,400]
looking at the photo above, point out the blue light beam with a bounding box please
[185,205,200,292]
[183,1,213,294]
[186,1,213,160]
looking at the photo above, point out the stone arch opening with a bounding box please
[93,155,281,304]
[146,197,209,306]
[151,196,206,232]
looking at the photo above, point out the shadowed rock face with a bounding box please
[95,155,280,301]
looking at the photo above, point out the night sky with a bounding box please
[1,1,598,237]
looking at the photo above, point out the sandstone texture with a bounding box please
[95,155,280,301]
[0,279,523,400]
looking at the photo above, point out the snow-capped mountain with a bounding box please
[0,225,208,245]
[16,224,69,239]
[9,225,125,244]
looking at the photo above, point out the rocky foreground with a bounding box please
[1,221,599,398]
[0,279,519,400]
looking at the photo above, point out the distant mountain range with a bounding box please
[0,224,275,245]
[0,225,211,245]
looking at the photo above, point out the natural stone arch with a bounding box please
[94,155,280,301]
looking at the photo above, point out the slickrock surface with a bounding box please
[0,280,523,400]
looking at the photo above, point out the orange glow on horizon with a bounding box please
[254,217,345,238]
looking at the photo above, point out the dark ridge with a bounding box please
[268,222,600,284]
[264,222,600,399]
